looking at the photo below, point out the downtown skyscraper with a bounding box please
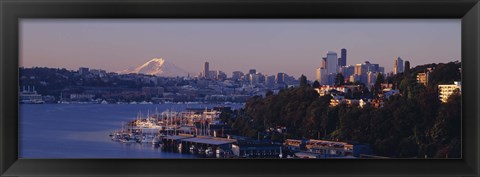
[203,61,210,79]
[338,48,347,67]
[393,57,404,75]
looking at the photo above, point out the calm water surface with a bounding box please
[19,103,241,158]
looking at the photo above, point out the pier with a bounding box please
[162,134,237,155]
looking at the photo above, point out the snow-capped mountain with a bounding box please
[120,58,187,77]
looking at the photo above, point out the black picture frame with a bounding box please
[1,0,479,176]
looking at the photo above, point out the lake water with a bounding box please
[19,103,242,158]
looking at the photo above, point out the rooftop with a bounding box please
[182,137,237,145]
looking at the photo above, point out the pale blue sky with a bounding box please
[20,19,460,80]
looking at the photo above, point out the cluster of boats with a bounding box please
[108,108,209,146]
[109,130,162,146]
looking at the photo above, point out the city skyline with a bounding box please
[20,19,460,80]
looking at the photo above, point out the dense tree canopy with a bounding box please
[222,62,461,158]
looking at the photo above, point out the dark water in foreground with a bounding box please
[19,103,241,158]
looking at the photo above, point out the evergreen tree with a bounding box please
[312,80,320,88]
[373,73,385,95]
[334,73,345,86]
[299,75,308,87]
[405,60,411,76]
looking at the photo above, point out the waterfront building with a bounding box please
[284,139,306,152]
[305,139,353,156]
[289,139,372,158]
[438,81,462,103]
[19,85,44,104]
[69,93,95,102]
[232,143,282,158]
[393,57,404,75]
[142,87,165,97]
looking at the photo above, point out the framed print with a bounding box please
[1,0,479,176]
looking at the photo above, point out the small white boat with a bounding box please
[151,136,160,146]
[120,138,137,143]
[205,147,214,156]
[178,144,182,152]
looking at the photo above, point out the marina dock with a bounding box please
[162,134,237,156]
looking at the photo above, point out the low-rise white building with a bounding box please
[438,81,461,103]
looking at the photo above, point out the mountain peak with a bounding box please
[120,58,187,77]
[149,58,165,63]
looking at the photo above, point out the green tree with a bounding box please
[312,80,320,88]
[372,73,385,97]
[334,73,345,86]
[429,62,461,86]
[299,75,308,87]
[404,60,411,76]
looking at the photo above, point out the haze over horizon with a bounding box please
[20,19,461,80]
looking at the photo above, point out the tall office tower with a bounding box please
[370,63,380,73]
[367,71,378,87]
[203,62,210,79]
[321,57,327,68]
[232,71,244,80]
[276,73,285,84]
[257,73,266,84]
[326,51,338,74]
[249,69,257,75]
[266,75,276,86]
[316,68,321,82]
[404,60,410,74]
[208,71,217,80]
[354,64,363,75]
[216,70,227,81]
[249,74,259,85]
[316,68,328,85]
[379,67,385,74]
[393,57,404,74]
[338,48,347,67]
[341,65,355,79]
